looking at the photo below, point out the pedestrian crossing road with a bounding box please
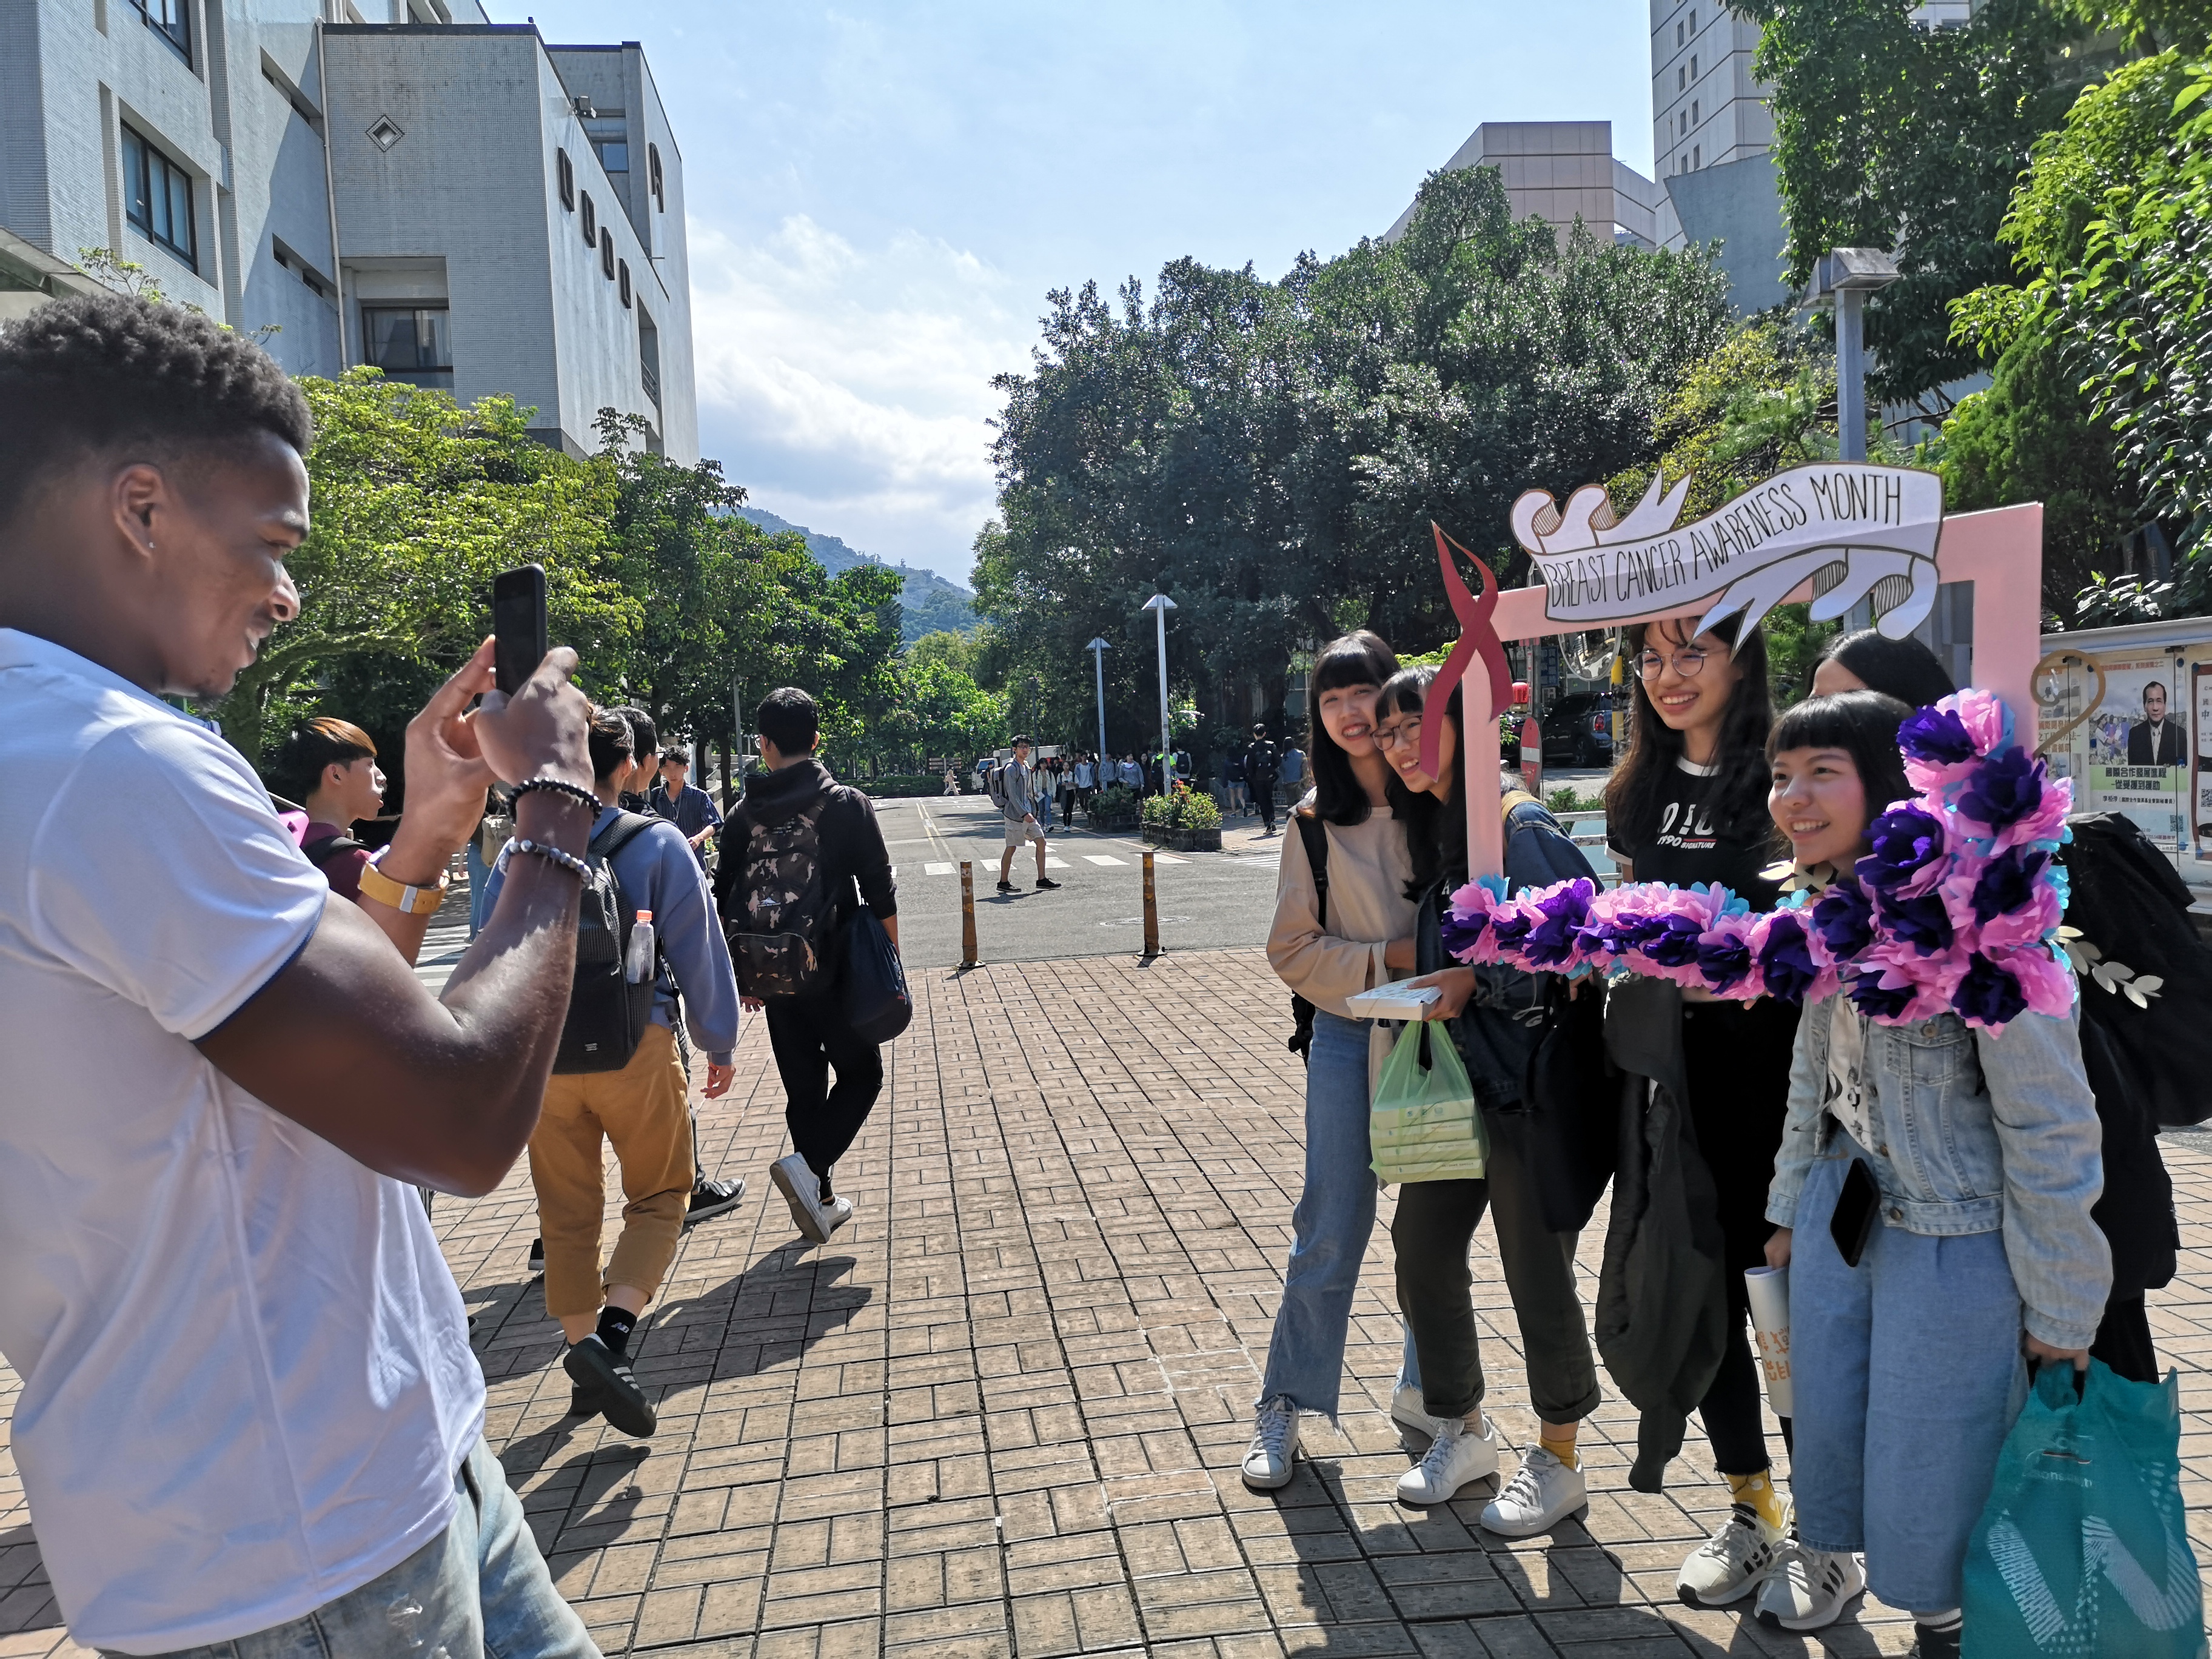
[876,796,1279,968]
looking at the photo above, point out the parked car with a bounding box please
[1540,692,1615,766]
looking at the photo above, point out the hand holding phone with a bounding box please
[492,565,548,696]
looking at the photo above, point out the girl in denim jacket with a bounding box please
[1760,691,2110,1659]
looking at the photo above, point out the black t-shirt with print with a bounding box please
[1608,759,1781,910]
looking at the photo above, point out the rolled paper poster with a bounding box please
[1743,1265,1792,1420]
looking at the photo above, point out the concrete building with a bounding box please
[0,0,694,461]
[1384,121,1679,252]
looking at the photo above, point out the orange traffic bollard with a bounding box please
[959,860,979,968]
[1141,851,1161,959]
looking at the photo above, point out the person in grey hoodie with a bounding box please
[996,734,1061,894]
[481,707,740,1438]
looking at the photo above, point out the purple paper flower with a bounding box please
[1874,886,1956,956]
[1958,749,2042,833]
[1951,951,2027,1029]
[1638,910,1709,969]
[1439,906,1490,961]
[1521,880,1595,969]
[1858,806,1947,898]
[1848,968,1917,1021]
[1696,921,1755,993]
[1898,705,1977,765]
[1967,846,2049,925]
[1811,879,1876,959]
[1752,912,1820,1004]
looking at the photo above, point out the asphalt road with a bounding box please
[875,794,1288,968]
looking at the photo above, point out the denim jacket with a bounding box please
[1765,991,2111,1351]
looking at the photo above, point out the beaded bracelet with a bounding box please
[509,837,589,879]
[513,777,599,814]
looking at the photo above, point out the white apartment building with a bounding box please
[0,0,695,461]
[1384,121,1679,252]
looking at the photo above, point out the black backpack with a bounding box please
[301,830,365,874]
[552,813,661,1075]
[2057,811,2212,1128]
[1246,742,1279,785]
[717,791,840,999]
[1287,809,1330,1060]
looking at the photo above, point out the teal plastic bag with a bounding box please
[1370,1020,1486,1184]
[1963,1359,2205,1658]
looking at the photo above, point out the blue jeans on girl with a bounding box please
[1258,1010,1418,1416]
[1791,1131,2028,1615]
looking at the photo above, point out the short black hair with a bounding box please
[757,686,819,755]
[1012,732,1032,746]
[587,705,634,784]
[661,745,690,766]
[608,704,657,757]
[1767,690,1915,849]
[1822,629,1956,710]
[271,716,375,802]
[0,293,313,531]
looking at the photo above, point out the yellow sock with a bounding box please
[1726,1470,1788,1533]
[1539,1427,1578,1470]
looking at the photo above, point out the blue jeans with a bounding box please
[1792,1133,2027,1615]
[121,1438,599,1659]
[1258,1010,1419,1416]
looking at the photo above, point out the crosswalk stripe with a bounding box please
[1082,855,1125,866]
[925,862,953,876]
[1153,853,1188,865]
[1045,857,1071,868]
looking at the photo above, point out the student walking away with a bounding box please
[273,716,384,900]
[717,686,902,1244]
[1225,748,1248,816]
[1815,628,2189,1390]
[1281,737,1307,796]
[1761,692,2110,1654]
[1244,631,1423,1490]
[992,733,1059,893]
[1381,668,1606,1527]
[611,703,660,813]
[0,293,605,1657]
[482,709,739,1437]
[1601,613,1801,1611]
[1246,724,1282,834]
[651,745,723,863]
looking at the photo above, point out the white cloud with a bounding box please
[686,215,1033,585]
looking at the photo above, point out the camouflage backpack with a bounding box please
[718,793,838,998]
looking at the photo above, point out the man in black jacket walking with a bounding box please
[1244,724,1281,835]
[717,688,900,1244]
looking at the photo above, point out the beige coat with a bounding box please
[1268,802,1417,1081]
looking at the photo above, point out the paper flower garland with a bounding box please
[1442,689,2074,1034]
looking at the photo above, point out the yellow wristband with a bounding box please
[359,853,449,916]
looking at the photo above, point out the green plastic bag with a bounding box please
[1370,1020,1486,1184]
[1962,1359,2205,1658]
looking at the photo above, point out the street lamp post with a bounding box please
[1809,246,1903,464]
[1086,637,1110,762]
[1141,594,1176,787]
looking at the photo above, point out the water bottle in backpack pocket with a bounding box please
[553,813,660,1074]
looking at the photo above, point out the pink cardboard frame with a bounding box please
[1458,501,2045,877]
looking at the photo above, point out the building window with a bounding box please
[638,307,661,407]
[130,0,190,63]
[1689,8,1697,30]
[361,305,452,387]
[590,133,628,173]
[1693,144,1701,169]
[557,147,574,210]
[1678,64,1686,90]
[1690,53,1698,78]
[581,192,596,247]
[1692,99,1700,125]
[649,144,663,210]
[618,258,631,307]
[121,125,196,269]
[600,227,615,279]
[1676,19,1684,44]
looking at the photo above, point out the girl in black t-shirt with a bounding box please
[1604,613,1802,1610]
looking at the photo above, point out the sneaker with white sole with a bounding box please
[1389,1385,1435,1432]
[1480,1446,1587,1537]
[1676,1504,1786,1607]
[769,1153,830,1243]
[1241,1397,1300,1490]
[1395,1414,1499,1505]
[821,1194,854,1236]
[1754,1541,1865,1631]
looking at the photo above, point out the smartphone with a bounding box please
[1829,1156,1882,1269]
[492,565,548,695]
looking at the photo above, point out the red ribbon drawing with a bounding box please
[1419,521,1513,784]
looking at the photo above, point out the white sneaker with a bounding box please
[1676,1504,1787,1607]
[821,1195,855,1236]
[1241,1397,1300,1490]
[1480,1446,1587,1537]
[1389,1385,1435,1432]
[1395,1413,1499,1505]
[1754,1541,1865,1631]
[769,1153,830,1243]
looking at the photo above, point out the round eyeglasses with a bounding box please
[1637,647,1711,680]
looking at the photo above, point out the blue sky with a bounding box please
[489,2,1656,588]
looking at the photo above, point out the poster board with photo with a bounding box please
[2037,649,2196,855]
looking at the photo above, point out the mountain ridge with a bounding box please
[734,507,978,643]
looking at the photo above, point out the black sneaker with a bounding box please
[566,1382,599,1419]
[564,1335,655,1436]
[1034,876,1062,890]
[685,1175,744,1227]
[528,1237,544,1275]
[1907,1622,1962,1659]
[996,880,1017,893]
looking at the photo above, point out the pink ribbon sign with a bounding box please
[1422,522,1516,880]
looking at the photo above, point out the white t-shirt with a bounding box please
[1823,994,1879,1153]
[0,630,484,1654]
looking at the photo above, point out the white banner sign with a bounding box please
[1509,463,1945,639]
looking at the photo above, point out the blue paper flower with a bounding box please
[1897,705,1977,765]
[1858,806,1946,894]
[1697,930,1754,993]
[1959,748,2042,833]
[1812,879,1876,957]
[1952,951,2028,1027]
[1968,845,2051,926]
[1875,887,1956,955]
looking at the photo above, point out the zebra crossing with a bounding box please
[910,851,1187,877]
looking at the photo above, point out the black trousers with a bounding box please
[1681,998,1798,1476]
[1251,779,1276,830]
[763,996,883,1195]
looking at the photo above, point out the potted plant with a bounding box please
[1141,782,1223,851]
[1087,782,1141,831]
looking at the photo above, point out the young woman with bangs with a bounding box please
[1244,631,1425,1488]
[1603,613,1803,1610]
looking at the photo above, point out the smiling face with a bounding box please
[1373,698,1457,800]
[1316,680,1381,756]
[1637,616,1743,743]
[1768,743,1871,869]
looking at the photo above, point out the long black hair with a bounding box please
[1823,628,1957,709]
[1766,691,1916,855]
[1604,613,1775,853]
[1373,665,1469,900]
[1307,629,1402,826]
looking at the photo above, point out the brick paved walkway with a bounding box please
[4,947,2211,1657]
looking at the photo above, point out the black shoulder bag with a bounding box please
[1287,810,1331,1061]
